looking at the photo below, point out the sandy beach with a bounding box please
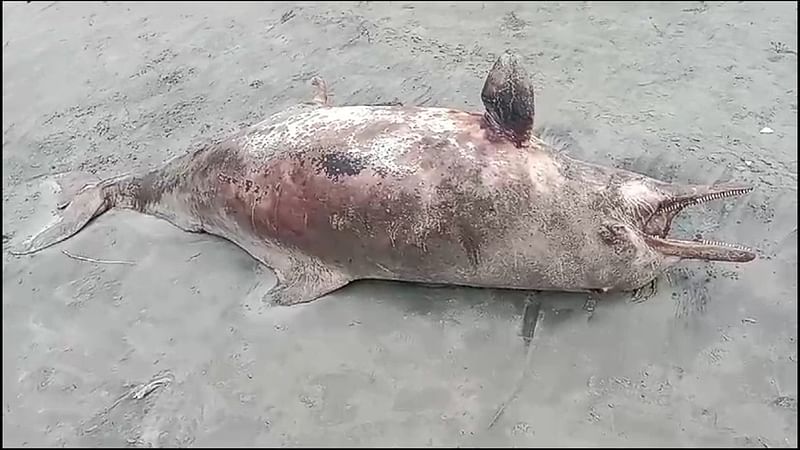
[2,1,797,447]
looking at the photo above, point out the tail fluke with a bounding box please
[10,172,114,256]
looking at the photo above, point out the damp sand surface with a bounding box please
[2,1,797,447]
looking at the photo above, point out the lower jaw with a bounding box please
[643,234,756,263]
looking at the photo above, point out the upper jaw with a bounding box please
[657,183,753,215]
[640,183,757,262]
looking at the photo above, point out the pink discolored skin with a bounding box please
[12,59,756,306]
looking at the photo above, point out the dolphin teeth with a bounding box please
[699,239,753,252]
[692,188,752,206]
[656,187,752,215]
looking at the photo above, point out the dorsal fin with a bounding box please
[480,51,536,148]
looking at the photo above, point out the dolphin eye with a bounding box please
[599,222,629,246]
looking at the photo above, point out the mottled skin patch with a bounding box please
[314,151,367,180]
[13,52,755,305]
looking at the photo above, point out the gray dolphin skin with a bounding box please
[11,50,757,306]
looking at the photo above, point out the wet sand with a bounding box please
[2,1,797,447]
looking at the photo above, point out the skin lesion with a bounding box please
[216,173,265,197]
[314,151,367,181]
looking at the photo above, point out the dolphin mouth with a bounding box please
[641,185,757,263]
